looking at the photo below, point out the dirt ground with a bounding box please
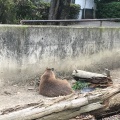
[0,69,120,117]
[0,82,45,111]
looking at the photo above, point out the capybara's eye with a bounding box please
[51,68,54,71]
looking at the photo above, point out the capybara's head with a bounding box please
[41,68,55,80]
[46,67,54,71]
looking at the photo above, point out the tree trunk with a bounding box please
[48,0,60,20]
[0,84,120,120]
[48,0,71,21]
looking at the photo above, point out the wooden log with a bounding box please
[72,70,107,79]
[72,70,113,87]
[0,84,120,120]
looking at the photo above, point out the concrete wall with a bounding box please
[0,25,120,84]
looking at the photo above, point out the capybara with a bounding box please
[39,68,73,97]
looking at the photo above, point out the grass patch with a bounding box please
[72,81,89,90]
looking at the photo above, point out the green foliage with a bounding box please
[69,4,81,19]
[37,2,50,20]
[96,2,120,18]
[72,81,89,90]
[0,0,80,24]
[15,0,50,23]
[0,0,50,24]
[15,0,36,20]
[0,0,15,23]
[95,0,120,3]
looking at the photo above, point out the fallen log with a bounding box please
[72,70,113,87]
[0,84,120,120]
[72,70,107,78]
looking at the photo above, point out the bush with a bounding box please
[0,0,16,24]
[0,0,50,24]
[69,4,81,19]
[15,0,36,21]
[96,2,120,18]
[95,0,119,3]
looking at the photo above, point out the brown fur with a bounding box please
[39,68,73,97]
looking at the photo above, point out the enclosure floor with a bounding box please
[0,69,120,118]
[0,85,43,111]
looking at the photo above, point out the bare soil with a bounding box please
[0,84,43,111]
[0,69,120,119]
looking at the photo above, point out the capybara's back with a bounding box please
[39,68,73,97]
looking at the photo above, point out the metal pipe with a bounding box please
[20,18,120,26]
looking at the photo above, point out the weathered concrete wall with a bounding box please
[0,25,120,84]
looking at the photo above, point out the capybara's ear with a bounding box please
[51,68,54,71]
[75,70,78,73]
